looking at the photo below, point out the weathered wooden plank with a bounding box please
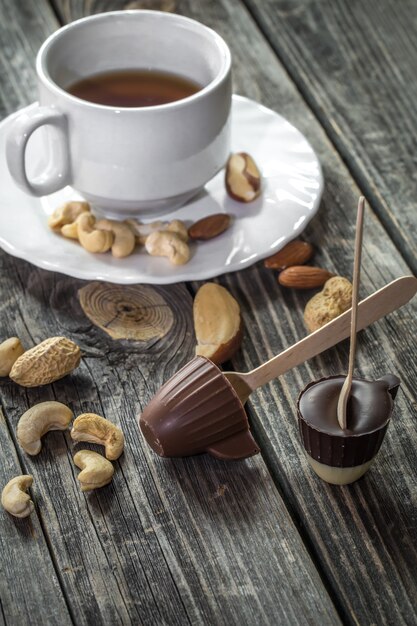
[0,2,343,623]
[0,11,75,623]
[221,259,417,626]
[4,0,416,624]
[0,264,342,626]
[157,1,417,624]
[0,0,57,116]
[241,0,417,275]
[0,408,73,626]
[96,0,417,622]
[50,0,177,23]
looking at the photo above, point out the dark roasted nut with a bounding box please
[188,213,231,240]
[278,266,334,289]
[264,240,314,270]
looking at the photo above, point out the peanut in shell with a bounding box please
[10,337,81,387]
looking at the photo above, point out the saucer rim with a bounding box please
[0,95,324,284]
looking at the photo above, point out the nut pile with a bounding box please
[47,152,262,266]
[263,239,353,332]
[48,202,193,264]
[0,334,125,514]
[48,201,235,266]
[2,402,125,517]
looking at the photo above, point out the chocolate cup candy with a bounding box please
[297,374,400,485]
[139,356,260,460]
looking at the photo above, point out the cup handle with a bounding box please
[6,105,71,196]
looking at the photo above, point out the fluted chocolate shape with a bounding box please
[298,374,400,468]
[139,356,260,460]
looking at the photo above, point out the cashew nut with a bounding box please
[77,213,114,253]
[166,220,189,242]
[145,231,190,265]
[61,221,79,240]
[71,413,124,460]
[17,401,73,455]
[48,201,90,230]
[73,450,114,491]
[95,219,136,258]
[126,220,166,245]
[1,475,34,518]
[126,219,188,245]
[0,337,25,377]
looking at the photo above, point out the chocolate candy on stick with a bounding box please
[298,374,400,485]
[139,356,260,460]
[138,193,414,467]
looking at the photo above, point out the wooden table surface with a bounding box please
[1,1,416,625]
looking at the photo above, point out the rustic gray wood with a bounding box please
[0,3,343,624]
[222,265,417,626]
[50,0,177,22]
[0,266,341,626]
[162,0,417,623]
[0,407,73,626]
[0,8,73,611]
[169,1,417,624]
[1,0,416,624]
[0,0,56,116]
[241,0,417,276]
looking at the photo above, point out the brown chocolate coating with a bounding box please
[298,375,400,468]
[139,356,260,460]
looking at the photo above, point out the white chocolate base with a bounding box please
[306,454,374,485]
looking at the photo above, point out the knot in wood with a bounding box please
[78,282,174,341]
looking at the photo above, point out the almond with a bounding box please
[278,266,334,289]
[193,283,242,365]
[225,152,261,202]
[10,337,81,387]
[188,213,231,240]
[264,240,314,270]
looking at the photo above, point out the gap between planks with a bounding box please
[0,393,77,626]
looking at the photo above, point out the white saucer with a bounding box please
[0,96,323,284]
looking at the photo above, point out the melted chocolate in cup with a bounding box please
[139,356,260,460]
[298,374,400,485]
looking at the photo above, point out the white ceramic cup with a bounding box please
[6,11,232,218]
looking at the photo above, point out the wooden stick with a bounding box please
[337,196,365,430]
[235,276,417,398]
[227,275,417,405]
